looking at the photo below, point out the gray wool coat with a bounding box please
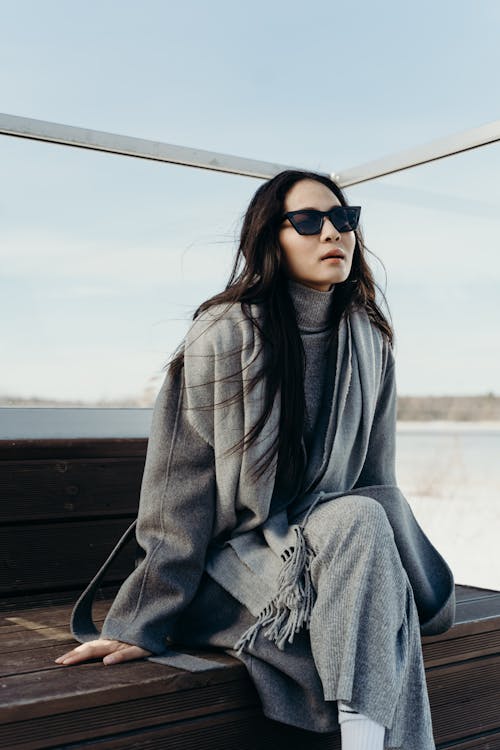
[97,300,456,657]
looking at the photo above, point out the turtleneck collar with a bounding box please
[287,278,336,332]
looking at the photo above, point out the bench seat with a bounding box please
[1,437,500,748]
[1,585,500,749]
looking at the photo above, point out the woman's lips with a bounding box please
[321,249,345,261]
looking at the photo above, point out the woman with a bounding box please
[56,170,456,750]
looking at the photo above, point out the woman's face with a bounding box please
[278,179,356,292]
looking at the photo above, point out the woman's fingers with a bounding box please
[55,639,119,664]
[54,639,151,665]
[102,643,152,665]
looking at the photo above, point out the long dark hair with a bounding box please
[168,169,393,492]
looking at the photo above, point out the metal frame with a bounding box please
[0,112,309,180]
[2,112,500,185]
[332,119,500,185]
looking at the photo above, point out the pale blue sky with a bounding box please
[1,0,500,402]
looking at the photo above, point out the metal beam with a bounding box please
[0,112,314,180]
[2,112,500,187]
[331,120,500,186]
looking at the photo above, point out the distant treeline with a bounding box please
[2,393,500,420]
[397,394,500,421]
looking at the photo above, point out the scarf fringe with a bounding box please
[234,525,317,654]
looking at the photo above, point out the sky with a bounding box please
[1,0,500,404]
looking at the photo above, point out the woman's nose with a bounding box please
[320,216,341,239]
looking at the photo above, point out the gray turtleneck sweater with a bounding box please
[286,279,337,452]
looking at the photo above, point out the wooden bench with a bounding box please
[1,437,500,749]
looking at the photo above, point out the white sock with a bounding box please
[338,700,386,750]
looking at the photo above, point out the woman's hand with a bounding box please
[54,638,152,666]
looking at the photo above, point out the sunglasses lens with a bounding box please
[290,211,322,235]
[330,207,360,232]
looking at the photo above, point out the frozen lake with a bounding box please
[396,422,500,592]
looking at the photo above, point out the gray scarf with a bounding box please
[183,302,456,651]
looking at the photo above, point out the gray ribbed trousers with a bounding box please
[174,495,436,750]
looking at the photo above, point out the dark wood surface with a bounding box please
[0,438,148,461]
[0,518,136,594]
[0,457,144,521]
[0,439,143,599]
[0,586,499,749]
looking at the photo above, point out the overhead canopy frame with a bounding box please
[1,112,500,186]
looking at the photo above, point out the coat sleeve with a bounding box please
[100,363,216,654]
[353,339,398,488]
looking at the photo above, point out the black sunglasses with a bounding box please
[282,206,361,235]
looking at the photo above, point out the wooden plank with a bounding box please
[2,614,497,677]
[426,614,500,641]
[4,707,500,750]
[427,655,500,741]
[0,458,143,522]
[423,621,500,666]
[0,623,106,662]
[2,607,497,678]
[0,708,324,750]
[2,587,496,633]
[0,684,262,750]
[455,592,500,623]
[421,591,500,642]
[56,725,500,750]
[0,439,147,461]
[454,584,500,601]
[1,640,108,676]
[0,585,119,613]
[2,590,500,674]
[0,600,111,632]
[0,655,244,722]
[0,520,136,593]
[437,730,500,750]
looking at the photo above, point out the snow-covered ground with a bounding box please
[396,423,500,591]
